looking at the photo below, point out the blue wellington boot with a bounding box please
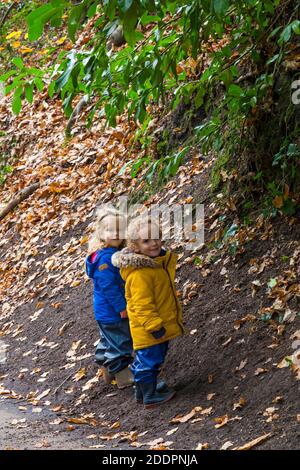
[139,381,176,409]
[134,381,171,404]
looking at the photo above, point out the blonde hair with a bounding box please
[127,213,162,251]
[88,205,126,254]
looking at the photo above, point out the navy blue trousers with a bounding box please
[95,319,133,374]
[130,342,169,383]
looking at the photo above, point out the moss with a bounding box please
[210,147,230,192]
[156,129,171,157]
[127,178,165,206]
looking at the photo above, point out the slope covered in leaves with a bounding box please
[0,80,300,449]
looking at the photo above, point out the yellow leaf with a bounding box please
[73,368,87,382]
[277,356,291,368]
[20,47,33,54]
[170,408,198,424]
[56,36,67,45]
[12,41,21,48]
[233,397,246,410]
[6,30,22,40]
[110,421,121,429]
[214,415,229,429]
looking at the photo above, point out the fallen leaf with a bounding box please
[32,407,42,413]
[11,419,26,425]
[272,396,283,404]
[214,415,229,429]
[195,443,209,450]
[233,433,272,450]
[36,389,51,401]
[235,359,247,372]
[171,409,197,424]
[222,337,232,347]
[110,421,121,429]
[73,368,87,382]
[35,440,51,448]
[233,397,246,410]
[147,438,164,447]
[166,428,178,436]
[254,368,268,376]
[67,417,97,426]
[277,356,291,368]
[220,441,234,450]
[207,393,216,401]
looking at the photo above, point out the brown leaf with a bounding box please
[67,417,97,426]
[207,393,216,401]
[254,368,268,376]
[73,368,87,382]
[214,415,229,429]
[170,406,202,424]
[233,397,246,410]
[208,374,214,383]
[195,442,209,450]
[233,433,272,450]
[235,359,247,372]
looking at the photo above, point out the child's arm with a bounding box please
[94,254,126,315]
[128,270,164,335]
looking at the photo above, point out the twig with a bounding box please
[0,182,40,222]
[53,361,82,395]
[0,2,17,29]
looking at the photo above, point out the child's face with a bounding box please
[103,216,124,248]
[135,223,162,258]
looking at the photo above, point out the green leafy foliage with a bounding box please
[1,0,299,193]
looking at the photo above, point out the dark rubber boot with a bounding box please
[134,381,171,404]
[139,381,176,409]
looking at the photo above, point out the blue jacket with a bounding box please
[86,247,127,324]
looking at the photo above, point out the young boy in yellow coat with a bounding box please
[112,215,184,409]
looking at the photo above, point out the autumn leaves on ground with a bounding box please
[0,11,300,452]
[0,85,299,449]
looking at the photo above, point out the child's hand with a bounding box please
[120,309,128,319]
[151,326,166,339]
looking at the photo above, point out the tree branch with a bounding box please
[0,182,40,222]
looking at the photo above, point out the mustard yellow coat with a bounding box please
[111,249,184,350]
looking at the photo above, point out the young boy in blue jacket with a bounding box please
[85,207,133,389]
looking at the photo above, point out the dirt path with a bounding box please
[0,398,92,450]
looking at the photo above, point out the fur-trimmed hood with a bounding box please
[112,247,178,283]
[111,247,160,270]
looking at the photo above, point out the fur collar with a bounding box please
[111,247,160,269]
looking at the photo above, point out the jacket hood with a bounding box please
[111,247,173,280]
[86,247,118,278]
[111,247,158,269]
